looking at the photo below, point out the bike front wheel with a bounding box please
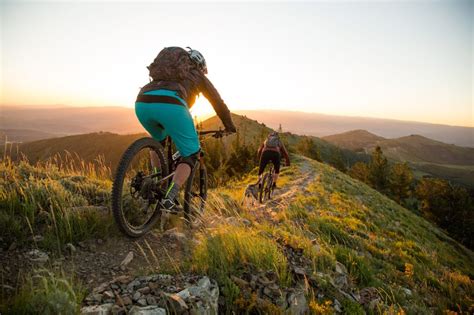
[112,137,169,238]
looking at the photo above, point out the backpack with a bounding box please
[264,133,280,149]
[147,47,194,81]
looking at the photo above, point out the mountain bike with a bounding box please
[112,130,227,238]
[259,164,275,203]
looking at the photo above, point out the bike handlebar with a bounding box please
[198,129,233,138]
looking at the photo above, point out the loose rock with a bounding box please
[287,290,309,315]
[65,243,76,254]
[129,306,166,315]
[27,249,49,263]
[163,293,188,313]
[120,251,134,267]
[81,303,113,315]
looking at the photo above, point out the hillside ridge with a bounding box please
[1,154,473,313]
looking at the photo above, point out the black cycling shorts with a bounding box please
[258,150,281,175]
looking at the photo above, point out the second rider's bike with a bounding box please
[112,130,227,237]
[259,164,275,203]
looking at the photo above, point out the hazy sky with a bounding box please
[1,0,473,126]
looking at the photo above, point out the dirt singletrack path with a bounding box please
[246,157,316,222]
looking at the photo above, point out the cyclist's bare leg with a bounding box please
[173,163,191,186]
[273,173,279,186]
[161,163,191,212]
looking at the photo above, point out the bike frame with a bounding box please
[142,129,225,184]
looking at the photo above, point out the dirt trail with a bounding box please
[0,229,189,295]
[246,157,316,222]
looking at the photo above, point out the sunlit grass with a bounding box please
[209,156,474,313]
[193,225,290,285]
[0,157,113,251]
[2,269,85,314]
[1,152,473,314]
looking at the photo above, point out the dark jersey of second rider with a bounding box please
[257,140,290,175]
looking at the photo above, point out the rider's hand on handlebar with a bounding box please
[225,124,237,133]
[224,128,237,135]
[212,130,227,138]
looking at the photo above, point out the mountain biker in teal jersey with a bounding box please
[135,47,236,212]
[257,132,290,189]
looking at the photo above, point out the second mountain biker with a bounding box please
[257,132,290,189]
[135,47,237,213]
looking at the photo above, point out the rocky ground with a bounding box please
[0,227,189,302]
[81,274,218,315]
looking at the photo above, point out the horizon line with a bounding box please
[1,103,473,129]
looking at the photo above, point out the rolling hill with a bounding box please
[236,110,474,147]
[321,129,386,152]
[322,130,474,187]
[196,113,367,165]
[0,105,144,140]
[7,132,145,174]
[7,114,369,174]
[374,135,474,165]
[0,129,63,143]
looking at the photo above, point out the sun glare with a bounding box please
[189,94,215,121]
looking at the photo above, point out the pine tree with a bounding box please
[349,162,370,184]
[368,146,389,191]
[389,162,413,204]
[415,178,474,248]
[296,137,322,162]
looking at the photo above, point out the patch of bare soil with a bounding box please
[0,226,194,299]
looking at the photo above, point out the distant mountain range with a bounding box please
[322,129,474,187]
[1,106,472,147]
[0,106,144,140]
[0,129,64,143]
[236,110,474,147]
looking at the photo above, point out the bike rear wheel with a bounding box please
[266,177,274,201]
[112,137,169,238]
[259,173,270,203]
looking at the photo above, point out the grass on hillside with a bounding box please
[194,156,473,314]
[0,157,113,251]
[1,154,473,314]
[4,270,84,314]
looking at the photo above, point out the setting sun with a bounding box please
[189,95,216,121]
